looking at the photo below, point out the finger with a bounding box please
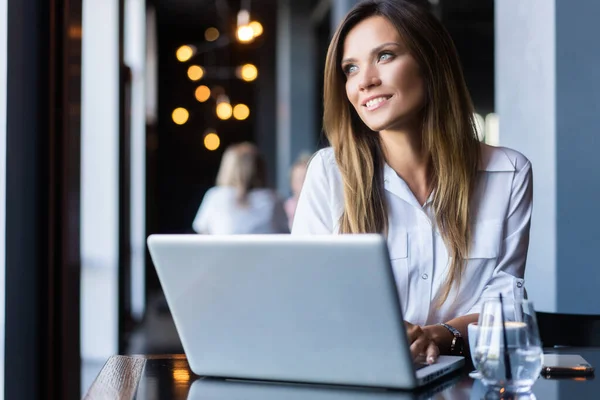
[426,342,440,365]
[413,353,427,365]
[409,337,429,360]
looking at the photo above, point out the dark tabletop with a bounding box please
[83,348,600,400]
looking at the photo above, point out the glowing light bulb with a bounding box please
[205,27,220,42]
[216,103,233,120]
[172,107,189,125]
[176,45,195,62]
[237,64,258,82]
[195,85,211,102]
[187,65,204,81]
[204,133,220,151]
[237,25,254,42]
[233,104,250,120]
[249,21,263,37]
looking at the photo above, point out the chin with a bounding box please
[364,123,386,132]
[360,116,395,132]
[363,113,417,133]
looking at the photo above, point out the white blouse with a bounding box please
[193,187,290,235]
[292,144,533,326]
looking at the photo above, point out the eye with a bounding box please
[378,51,394,62]
[343,64,358,76]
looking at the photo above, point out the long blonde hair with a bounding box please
[216,142,267,206]
[323,0,481,304]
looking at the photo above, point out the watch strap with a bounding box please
[438,322,461,338]
[437,323,464,356]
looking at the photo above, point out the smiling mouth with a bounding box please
[363,95,392,111]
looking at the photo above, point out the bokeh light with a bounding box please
[233,104,250,120]
[176,45,195,62]
[236,25,254,42]
[204,132,220,151]
[172,368,190,383]
[249,21,263,37]
[216,103,233,120]
[187,65,204,81]
[172,107,189,125]
[237,64,258,82]
[195,85,211,102]
[205,27,220,42]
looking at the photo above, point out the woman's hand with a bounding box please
[404,321,440,364]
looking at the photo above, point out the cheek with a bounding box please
[396,67,425,105]
[405,65,425,95]
[345,81,359,108]
[411,77,427,107]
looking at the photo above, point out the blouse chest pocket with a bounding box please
[467,220,504,260]
[388,230,408,260]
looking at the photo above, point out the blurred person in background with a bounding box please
[293,0,533,364]
[193,142,289,234]
[284,153,311,229]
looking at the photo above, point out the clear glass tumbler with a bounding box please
[473,298,543,393]
[468,322,483,379]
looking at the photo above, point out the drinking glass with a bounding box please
[473,298,543,393]
[468,322,482,379]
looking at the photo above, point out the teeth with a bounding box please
[365,97,388,108]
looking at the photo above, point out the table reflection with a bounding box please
[186,373,467,400]
[182,372,597,400]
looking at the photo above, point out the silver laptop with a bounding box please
[147,234,464,389]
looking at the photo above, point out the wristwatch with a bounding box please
[438,323,465,356]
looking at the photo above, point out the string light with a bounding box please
[176,45,195,62]
[204,132,221,151]
[172,107,189,125]
[205,27,220,42]
[216,95,232,120]
[236,64,258,82]
[233,104,250,120]
[195,85,211,102]
[236,9,255,43]
[216,103,233,120]
[187,65,204,81]
[249,21,263,37]
[237,25,254,42]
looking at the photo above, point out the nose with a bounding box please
[358,65,381,91]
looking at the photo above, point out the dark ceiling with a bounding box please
[149,0,277,26]
[148,0,493,33]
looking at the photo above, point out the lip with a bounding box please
[361,94,393,111]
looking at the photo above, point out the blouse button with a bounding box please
[421,273,429,280]
[517,281,523,288]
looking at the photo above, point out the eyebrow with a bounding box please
[341,42,401,65]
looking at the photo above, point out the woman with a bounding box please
[193,142,289,234]
[292,0,533,365]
